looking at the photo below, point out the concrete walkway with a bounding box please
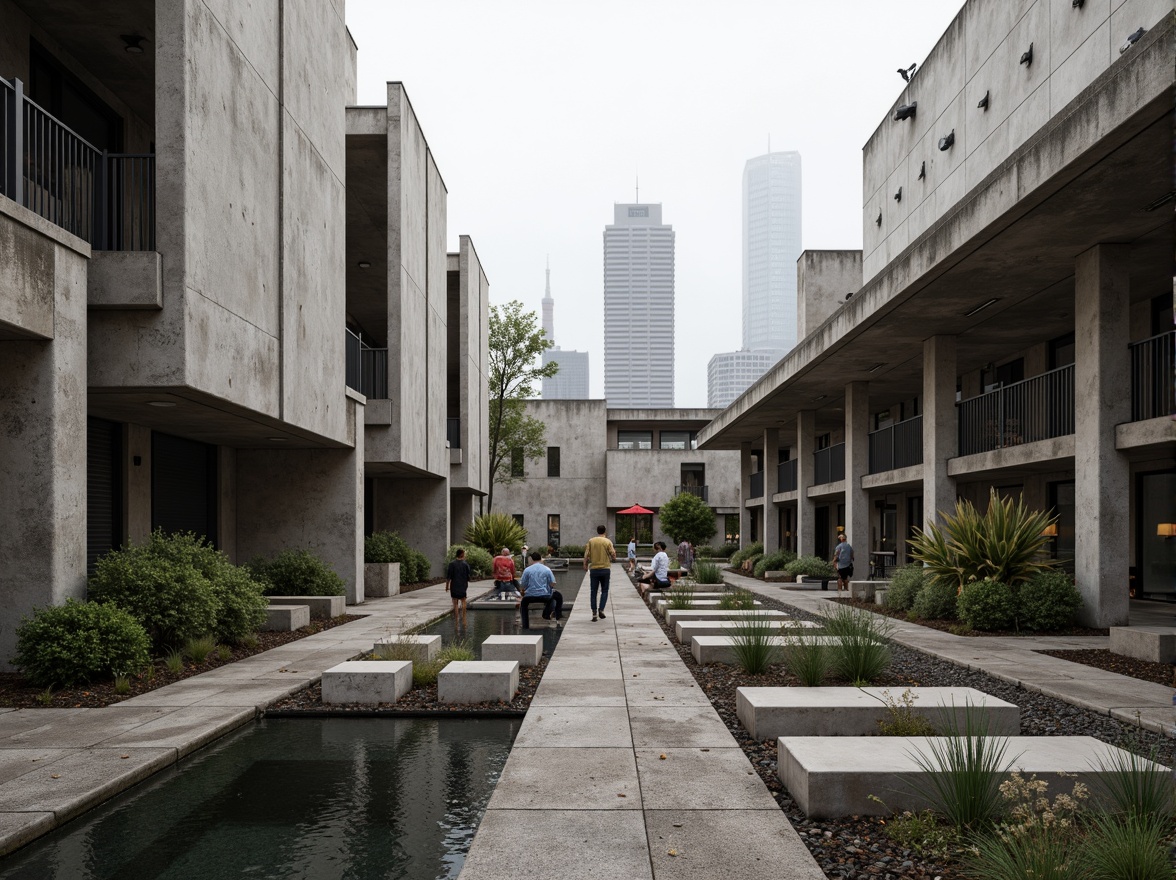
[459,565,824,880]
[724,572,1176,738]
[0,584,456,856]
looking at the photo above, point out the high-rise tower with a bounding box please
[603,203,675,407]
[540,263,590,399]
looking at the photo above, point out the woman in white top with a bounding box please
[638,542,672,595]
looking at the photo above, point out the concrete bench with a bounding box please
[322,660,412,704]
[481,634,543,667]
[674,619,819,645]
[848,580,887,602]
[655,598,762,616]
[664,608,792,626]
[1109,626,1176,663]
[438,661,519,704]
[646,591,728,607]
[266,595,346,619]
[778,736,1169,819]
[261,604,310,631]
[737,686,1019,740]
[372,634,442,662]
[692,635,844,665]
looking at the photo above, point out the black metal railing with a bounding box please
[749,470,764,499]
[813,443,845,485]
[777,458,798,493]
[345,329,388,399]
[957,364,1074,456]
[1130,330,1174,422]
[868,416,923,474]
[447,417,461,449]
[1,76,154,250]
[675,484,708,502]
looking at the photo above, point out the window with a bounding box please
[680,463,705,488]
[816,433,831,451]
[617,430,652,450]
[512,513,524,528]
[547,514,561,551]
[1048,333,1075,370]
[547,446,560,477]
[659,430,696,450]
[510,448,524,477]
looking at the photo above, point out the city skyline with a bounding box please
[540,262,590,399]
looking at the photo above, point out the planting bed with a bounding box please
[1037,647,1176,688]
[833,596,1109,638]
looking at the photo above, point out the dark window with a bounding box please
[87,418,123,571]
[659,430,695,450]
[152,432,217,545]
[547,514,561,551]
[680,463,705,488]
[1151,293,1174,336]
[510,448,524,478]
[1047,481,1075,570]
[983,358,1024,391]
[1048,333,1075,370]
[617,430,652,450]
[816,433,831,451]
[512,514,524,528]
[29,41,122,152]
[547,446,560,477]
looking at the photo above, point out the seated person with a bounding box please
[517,550,563,629]
[492,547,521,599]
[637,542,673,595]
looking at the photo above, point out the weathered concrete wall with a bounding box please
[0,201,61,339]
[797,251,862,340]
[604,450,740,509]
[425,150,449,477]
[0,209,88,669]
[373,476,449,579]
[452,235,489,495]
[87,252,162,310]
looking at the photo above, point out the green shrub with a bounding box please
[717,543,740,558]
[754,549,798,578]
[884,811,962,860]
[784,555,836,579]
[957,578,1016,631]
[886,564,927,612]
[729,541,764,567]
[912,578,959,620]
[446,545,493,578]
[13,600,151,688]
[694,545,716,558]
[877,688,938,736]
[249,549,346,597]
[555,544,585,559]
[364,531,412,565]
[464,513,526,555]
[207,564,269,643]
[823,604,893,684]
[693,561,724,585]
[1017,571,1082,632]
[409,550,433,582]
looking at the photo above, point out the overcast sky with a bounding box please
[346,1,966,408]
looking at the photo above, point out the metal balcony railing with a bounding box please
[1130,330,1174,422]
[814,443,845,485]
[2,77,154,250]
[447,417,462,449]
[868,416,923,474]
[748,470,764,499]
[345,329,388,399]
[674,484,708,502]
[777,458,798,493]
[957,364,1074,456]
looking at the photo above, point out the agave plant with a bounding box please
[464,513,527,555]
[910,489,1055,592]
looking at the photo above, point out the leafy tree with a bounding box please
[487,301,557,511]
[657,492,717,547]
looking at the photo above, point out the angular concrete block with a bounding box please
[655,598,761,617]
[1109,626,1176,663]
[664,608,792,626]
[438,661,519,704]
[365,562,401,598]
[261,604,309,631]
[674,619,819,645]
[848,580,886,601]
[372,634,441,662]
[481,635,543,667]
[691,635,844,665]
[266,595,345,619]
[322,660,412,704]
[874,588,889,607]
[737,686,1019,740]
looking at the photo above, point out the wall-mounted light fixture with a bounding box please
[1072,0,1084,7]
[148,401,175,407]
[963,297,1000,317]
[876,211,882,226]
[918,161,926,180]
[1020,43,1033,66]
[1157,523,1176,537]
[1145,191,1175,212]
[120,34,146,54]
[845,292,855,302]
[894,187,902,202]
[938,130,955,151]
[357,260,372,269]
[268,437,288,443]
[893,102,917,121]
[1120,27,1146,54]
[867,363,887,373]
[977,90,990,110]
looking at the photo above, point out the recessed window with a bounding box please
[512,513,524,528]
[659,430,696,450]
[510,448,524,478]
[547,446,560,478]
[617,430,652,450]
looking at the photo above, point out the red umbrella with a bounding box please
[617,504,654,546]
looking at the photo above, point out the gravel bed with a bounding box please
[831,596,1108,638]
[1037,648,1176,688]
[645,584,1175,880]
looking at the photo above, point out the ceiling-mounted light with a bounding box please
[977,90,990,110]
[938,130,955,151]
[893,102,917,121]
[1120,27,1146,54]
[1144,190,1175,212]
[894,187,902,203]
[357,260,372,269]
[147,400,175,407]
[963,298,1000,318]
[813,395,828,402]
[867,363,887,373]
[268,437,288,442]
[120,34,146,54]
[918,161,926,180]
[1020,43,1033,66]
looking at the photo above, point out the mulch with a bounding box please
[0,614,365,710]
[398,578,447,594]
[832,596,1109,638]
[1037,648,1176,688]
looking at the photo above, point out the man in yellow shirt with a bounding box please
[583,525,616,622]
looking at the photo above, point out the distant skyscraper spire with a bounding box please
[541,257,555,345]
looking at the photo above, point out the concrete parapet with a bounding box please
[262,605,310,631]
[438,661,519,704]
[265,595,345,619]
[322,660,412,704]
[1109,626,1176,664]
[481,635,543,667]
[373,634,441,662]
[364,562,401,598]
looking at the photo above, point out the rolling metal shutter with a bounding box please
[86,418,122,571]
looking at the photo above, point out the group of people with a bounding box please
[443,545,564,629]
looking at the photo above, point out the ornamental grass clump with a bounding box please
[464,513,526,556]
[728,613,780,675]
[822,603,893,684]
[1076,813,1172,880]
[692,561,724,585]
[666,584,695,610]
[717,588,756,610]
[1089,742,1173,820]
[183,635,218,663]
[781,634,831,686]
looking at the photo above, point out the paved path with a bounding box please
[0,584,456,856]
[459,565,824,880]
[724,572,1176,738]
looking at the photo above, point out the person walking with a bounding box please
[626,538,637,574]
[517,550,563,629]
[583,525,616,622]
[492,547,520,600]
[445,547,471,626]
[832,533,855,595]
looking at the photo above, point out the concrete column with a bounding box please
[1074,244,1130,627]
[739,442,753,548]
[844,381,870,556]
[762,427,780,553]
[922,335,958,527]
[796,411,816,556]
[375,476,450,579]
[450,492,477,545]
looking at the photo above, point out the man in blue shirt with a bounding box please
[832,533,854,595]
[517,550,563,629]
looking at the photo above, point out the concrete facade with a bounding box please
[700,5,1175,624]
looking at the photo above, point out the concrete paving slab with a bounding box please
[98,706,255,757]
[1025,677,1174,712]
[1110,706,1176,737]
[0,811,56,858]
[514,707,633,748]
[624,681,711,707]
[645,810,826,880]
[185,681,306,709]
[530,679,628,707]
[634,748,779,810]
[0,706,177,749]
[0,710,86,741]
[0,749,73,785]
[487,748,641,810]
[628,706,735,748]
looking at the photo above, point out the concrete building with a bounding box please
[603,203,675,408]
[540,263,589,399]
[699,1,1175,626]
[493,402,740,551]
[707,350,781,409]
[0,3,488,665]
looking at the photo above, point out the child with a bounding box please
[445,548,471,625]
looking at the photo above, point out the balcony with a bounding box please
[345,329,387,399]
[814,443,845,485]
[868,416,923,474]
[674,484,708,502]
[2,77,154,250]
[777,458,798,493]
[957,364,1074,456]
[749,470,764,499]
[1130,330,1174,422]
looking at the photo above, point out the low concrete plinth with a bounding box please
[438,661,519,704]
[364,562,401,598]
[322,660,412,704]
[674,619,819,645]
[655,598,761,616]
[874,588,889,607]
[261,604,309,631]
[664,608,792,626]
[372,634,442,662]
[691,635,844,665]
[848,581,886,601]
[1109,626,1176,663]
[737,686,1019,740]
[266,595,345,619]
[778,736,1169,819]
[481,635,543,667]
